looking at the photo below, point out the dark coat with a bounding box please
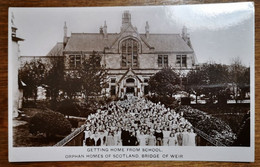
[85,137,95,146]
[121,129,130,146]
[129,135,138,146]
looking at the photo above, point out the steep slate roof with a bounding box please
[64,33,118,52]
[64,33,193,53]
[140,34,193,53]
[46,42,64,56]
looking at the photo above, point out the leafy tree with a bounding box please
[79,51,108,100]
[29,110,72,138]
[62,76,82,99]
[186,63,230,104]
[19,59,46,102]
[56,99,80,118]
[185,68,206,104]
[148,68,180,97]
[44,57,65,101]
[200,63,230,104]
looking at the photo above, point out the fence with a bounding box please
[54,124,86,146]
[194,127,226,146]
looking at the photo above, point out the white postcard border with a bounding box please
[8,4,255,162]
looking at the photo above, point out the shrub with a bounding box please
[22,101,37,108]
[56,99,80,118]
[148,68,181,97]
[147,94,178,109]
[29,110,72,138]
[68,118,80,128]
[178,105,236,146]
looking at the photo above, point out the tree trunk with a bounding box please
[34,88,37,103]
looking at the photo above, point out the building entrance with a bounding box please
[126,87,135,95]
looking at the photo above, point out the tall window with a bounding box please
[110,86,116,96]
[111,78,116,83]
[158,55,168,67]
[144,86,149,95]
[121,39,138,68]
[176,55,187,67]
[69,55,81,69]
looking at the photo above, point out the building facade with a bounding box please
[11,14,24,117]
[30,11,198,98]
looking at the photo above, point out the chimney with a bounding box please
[103,21,108,39]
[121,10,131,31]
[100,26,103,34]
[63,22,68,48]
[11,13,17,37]
[182,26,192,48]
[182,26,189,42]
[145,21,149,39]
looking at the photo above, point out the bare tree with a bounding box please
[229,57,250,102]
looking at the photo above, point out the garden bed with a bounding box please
[13,122,64,147]
[13,108,79,147]
[177,105,237,146]
[191,104,249,133]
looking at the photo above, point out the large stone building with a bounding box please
[25,11,198,98]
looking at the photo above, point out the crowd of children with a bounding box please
[83,96,196,146]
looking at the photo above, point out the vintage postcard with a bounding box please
[8,2,255,162]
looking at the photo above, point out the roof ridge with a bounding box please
[71,32,118,35]
[140,33,180,35]
[70,32,179,35]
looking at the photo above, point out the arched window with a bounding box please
[126,78,135,83]
[121,39,138,67]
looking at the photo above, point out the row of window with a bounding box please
[69,38,188,69]
[158,55,187,67]
[69,54,187,69]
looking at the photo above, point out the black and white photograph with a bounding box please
[9,2,254,162]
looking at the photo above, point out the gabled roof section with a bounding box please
[109,23,151,49]
[140,34,193,53]
[64,33,119,52]
[118,68,142,83]
[46,42,63,56]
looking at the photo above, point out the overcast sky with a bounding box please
[10,2,254,66]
